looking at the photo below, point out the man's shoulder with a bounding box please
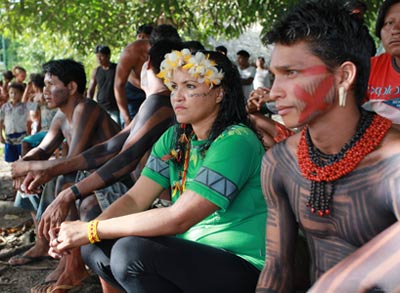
[124,39,150,52]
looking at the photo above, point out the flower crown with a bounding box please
[157,49,224,90]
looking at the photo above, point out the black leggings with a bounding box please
[81,236,260,293]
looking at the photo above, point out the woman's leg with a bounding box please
[83,236,260,293]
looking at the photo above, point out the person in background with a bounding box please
[215,45,227,56]
[256,1,400,292]
[183,40,205,53]
[21,73,57,156]
[236,50,256,100]
[48,49,266,293]
[88,45,120,124]
[114,24,153,127]
[363,0,400,129]
[0,82,38,162]
[253,56,271,89]
[12,65,27,87]
[0,70,14,106]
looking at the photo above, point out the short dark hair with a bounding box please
[183,40,205,52]
[148,40,184,74]
[236,50,250,58]
[215,45,227,55]
[30,73,45,89]
[2,70,14,81]
[95,45,111,55]
[150,24,181,46]
[264,0,374,105]
[137,24,153,36]
[375,0,400,39]
[42,59,86,95]
[9,82,25,93]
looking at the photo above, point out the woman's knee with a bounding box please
[110,236,154,281]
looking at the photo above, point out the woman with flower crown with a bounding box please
[47,49,267,292]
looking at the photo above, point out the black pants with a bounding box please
[81,236,260,293]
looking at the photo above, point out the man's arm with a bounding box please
[0,119,5,144]
[114,40,148,126]
[87,67,98,99]
[23,112,65,161]
[38,96,175,238]
[76,96,174,195]
[13,101,125,184]
[309,221,400,293]
[257,148,298,293]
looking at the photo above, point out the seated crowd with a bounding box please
[1,0,399,292]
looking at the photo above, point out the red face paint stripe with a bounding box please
[295,75,335,123]
[301,65,328,76]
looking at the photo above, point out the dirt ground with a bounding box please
[0,160,102,293]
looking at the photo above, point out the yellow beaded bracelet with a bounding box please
[88,220,101,244]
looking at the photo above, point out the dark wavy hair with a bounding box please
[171,50,252,163]
[42,59,86,94]
[264,0,374,106]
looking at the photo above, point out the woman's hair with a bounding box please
[172,51,252,162]
[264,0,375,106]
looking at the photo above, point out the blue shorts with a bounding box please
[5,143,22,162]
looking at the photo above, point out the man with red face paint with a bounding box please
[256,1,400,292]
[363,0,400,129]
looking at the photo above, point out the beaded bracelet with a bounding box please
[88,220,101,244]
[70,185,82,200]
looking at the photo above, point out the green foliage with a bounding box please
[0,0,386,80]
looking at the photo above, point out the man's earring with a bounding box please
[339,86,346,107]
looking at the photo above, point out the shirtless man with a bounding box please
[12,40,183,292]
[9,59,121,289]
[114,24,180,127]
[256,1,400,292]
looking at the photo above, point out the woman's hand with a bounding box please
[48,221,90,259]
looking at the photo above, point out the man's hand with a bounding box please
[12,176,25,191]
[38,187,76,240]
[11,160,31,178]
[247,87,270,114]
[19,171,51,193]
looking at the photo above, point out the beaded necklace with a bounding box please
[162,124,193,198]
[297,111,391,216]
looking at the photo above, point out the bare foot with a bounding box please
[8,237,49,266]
[46,248,89,293]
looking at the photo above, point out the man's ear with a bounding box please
[337,61,356,91]
[67,81,78,95]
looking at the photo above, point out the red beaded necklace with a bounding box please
[297,112,392,216]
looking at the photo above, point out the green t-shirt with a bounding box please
[142,124,267,270]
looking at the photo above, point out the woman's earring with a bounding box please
[339,86,346,107]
